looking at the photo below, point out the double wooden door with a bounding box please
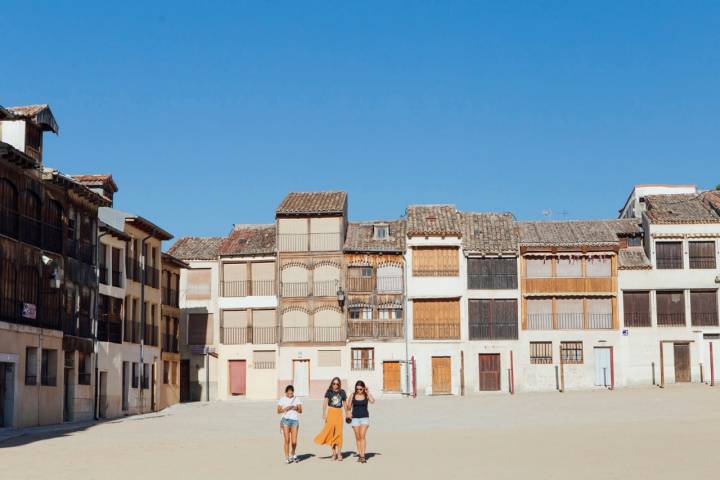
[478,354,501,391]
[432,356,451,394]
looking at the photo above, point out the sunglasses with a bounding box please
[332,382,340,386]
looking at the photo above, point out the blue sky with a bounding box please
[2,1,718,243]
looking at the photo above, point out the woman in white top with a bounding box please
[277,384,303,464]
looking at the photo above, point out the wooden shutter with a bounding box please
[689,241,716,269]
[412,247,458,276]
[623,291,650,327]
[656,242,683,269]
[656,291,685,326]
[691,290,719,326]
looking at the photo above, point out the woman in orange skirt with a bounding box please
[314,377,348,461]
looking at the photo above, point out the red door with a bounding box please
[229,360,247,395]
[479,354,501,391]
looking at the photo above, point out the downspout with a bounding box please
[139,231,154,413]
[93,230,109,421]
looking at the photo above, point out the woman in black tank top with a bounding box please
[347,380,375,463]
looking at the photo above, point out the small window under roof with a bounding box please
[373,224,389,239]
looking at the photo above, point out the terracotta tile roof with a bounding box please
[343,220,406,252]
[460,212,518,254]
[519,220,620,247]
[644,194,720,224]
[71,174,119,193]
[618,247,652,270]
[276,191,347,216]
[406,205,461,237]
[604,218,643,236]
[168,236,224,260]
[703,191,720,214]
[219,224,276,256]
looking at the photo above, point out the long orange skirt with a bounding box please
[314,407,344,448]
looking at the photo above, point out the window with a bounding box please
[412,247,459,276]
[19,190,41,246]
[186,268,212,299]
[317,350,341,367]
[347,266,373,292]
[624,291,651,327]
[378,307,402,320]
[560,342,583,364]
[78,352,91,385]
[691,290,719,327]
[163,361,170,384]
[530,342,553,365]
[656,291,686,326]
[467,257,518,289]
[689,241,716,269]
[142,364,150,389]
[556,256,582,277]
[525,258,552,278]
[349,307,373,320]
[351,348,374,370]
[377,264,403,292]
[188,313,213,345]
[373,224,389,239]
[0,178,19,238]
[627,236,642,247]
[468,299,518,340]
[586,256,611,277]
[253,350,276,369]
[656,242,683,269]
[172,362,178,385]
[25,347,38,385]
[413,299,461,339]
[131,362,139,388]
[41,349,57,386]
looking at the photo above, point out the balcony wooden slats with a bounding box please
[522,277,614,294]
[347,320,403,339]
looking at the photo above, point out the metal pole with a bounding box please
[555,365,559,391]
[659,341,665,388]
[711,343,715,387]
[460,350,465,396]
[559,346,565,393]
[700,363,704,384]
[610,346,615,390]
[651,362,655,386]
[603,367,607,388]
[509,350,515,395]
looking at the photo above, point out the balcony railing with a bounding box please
[313,280,338,297]
[112,270,123,288]
[692,312,719,327]
[624,312,651,327]
[19,215,42,247]
[68,238,95,265]
[97,315,123,343]
[221,280,276,297]
[281,326,345,343]
[162,333,179,352]
[144,324,158,346]
[123,321,141,343]
[144,266,160,288]
[42,223,63,253]
[526,313,613,330]
[221,326,279,345]
[657,312,686,327]
[281,282,310,297]
[0,207,19,238]
[64,314,92,338]
[162,288,179,306]
[413,322,460,340]
[346,277,373,292]
[377,275,403,293]
[347,320,403,338]
[412,268,459,277]
[656,257,683,269]
[468,273,518,290]
[469,322,518,340]
[0,296,62,330]
[587,314,613,329]
[99,266,108,285]
[278,232,342,252]
[523,277,613,294]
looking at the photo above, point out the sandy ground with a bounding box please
[1,385,718,480]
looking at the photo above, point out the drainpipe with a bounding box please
[139,231,154,413]
[93,230,108,421]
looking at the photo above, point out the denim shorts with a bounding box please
[350,417,369,427]
[281,418,299,428]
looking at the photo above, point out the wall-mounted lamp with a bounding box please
[336,286,346,310]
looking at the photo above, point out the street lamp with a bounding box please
[336,286,345,310]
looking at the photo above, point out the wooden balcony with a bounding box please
[522,276,614,294]
[348,320,404,339]
[526,313,613,330]
[281,326,345,343]
[222,280,276,297]
[221,326,279,345]
[413,322,460,340]
[278,232,342,252]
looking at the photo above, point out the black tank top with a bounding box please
[351,395,369,418]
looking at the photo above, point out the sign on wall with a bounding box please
[22,303,37,320]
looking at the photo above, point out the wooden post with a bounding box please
[659,341,665,388]
[510,350,515,395]
[610,346,615,390]
[700,363,704,384]
[559,344,565,393]
[460,350,465,396]
[710,343,715,387]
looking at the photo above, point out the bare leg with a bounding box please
[290,426,299,457]
[281,426,291,459]
[352,425,362,458]
[358,424,369,458]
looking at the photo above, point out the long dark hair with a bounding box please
[352,380,366,402]
[327,376,342,393]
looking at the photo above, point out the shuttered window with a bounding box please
[691,290,719,327]
[586,256,611,277]
[187,269,212,299]
[413,299,460,339]
[188,313,213,345]
[468,299,518,340]
[412,247,459,276]
[253,350,276,369]
[467,257,517,289]
[556,257,582,277]
[526,258,552,278]
[560,341,583,364]
[624,291,650,327]
[689,241,716,269]
[656,242,683,269]
[530,342,553,364]
[656,291,685,326]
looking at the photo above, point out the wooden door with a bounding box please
[431,356,451,394]
[293,360,310,397]
[180,360,190,402]
[383,361,401,392]
[478,354,501,391]
[674,343,691,383]
[229,360,247,395]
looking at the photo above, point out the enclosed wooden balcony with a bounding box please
[347,320,404,339]
[278,232,342,252]
[221,326,279,345]
[522,277,614,294]
[413,321,460,340]
[281,326,345,343]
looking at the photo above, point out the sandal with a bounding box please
[359,456,366,464]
